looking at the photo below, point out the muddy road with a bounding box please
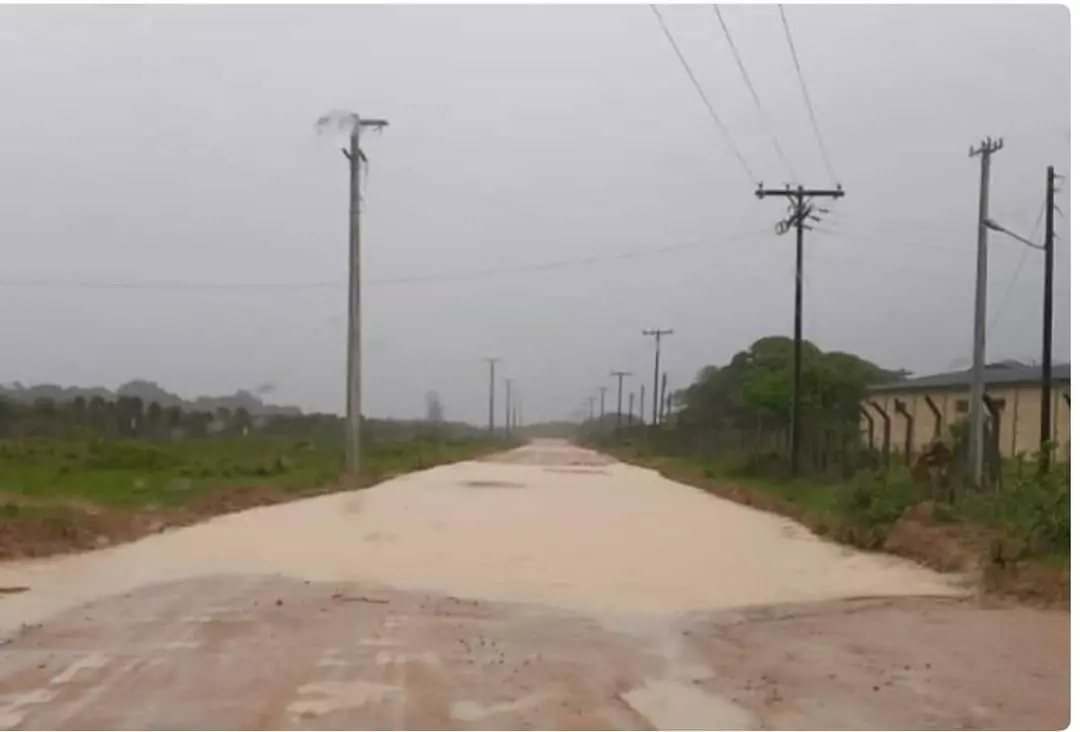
[0,441,1068,729]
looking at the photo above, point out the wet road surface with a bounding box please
[0,441,1068,729]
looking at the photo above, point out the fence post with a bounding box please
[869,401,891,470]
[894,400,914,467]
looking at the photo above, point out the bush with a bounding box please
[834,470,919,529]
[733,451,789,481]
[1001,469,1069,556]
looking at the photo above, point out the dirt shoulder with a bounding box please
[682,595,1070,731]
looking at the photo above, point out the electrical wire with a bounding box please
[0,227,775,293]
[649,4,757,184]
[711,4,797,180]
[987,201,1046,338]
[777,4,839,184]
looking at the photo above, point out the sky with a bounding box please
[0,3,1070,424]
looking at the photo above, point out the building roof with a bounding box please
[867,363,1070,394]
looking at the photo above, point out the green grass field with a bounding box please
[0,435,505,510]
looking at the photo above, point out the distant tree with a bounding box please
[165,405,184,436]
[231,406,253,435]
[88,396,108,435]
[676,335,903,440]
[145,402,164,439]
[72,396,88,427]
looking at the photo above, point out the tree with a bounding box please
[675,335,903,440]
[145,401,164,439]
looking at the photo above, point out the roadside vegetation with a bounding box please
[584,335,1069,606]
[0,389,512,559]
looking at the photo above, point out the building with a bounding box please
[862,362,1070,461]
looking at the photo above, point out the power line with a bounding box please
[650,4,757,184]
[987,200,1046,338]
[777,5,838,184]
[711,4,797,179]
[0,227,774,293]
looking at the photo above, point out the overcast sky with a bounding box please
[0,4,1070,423]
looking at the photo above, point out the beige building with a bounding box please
[862,363,1070,461]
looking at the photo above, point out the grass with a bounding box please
[0,434,511,559]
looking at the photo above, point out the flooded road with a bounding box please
[0,441,1068,729]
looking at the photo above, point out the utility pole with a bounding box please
[639,384,646,425]
[967,137,1003,486]
[642,329,674,425]
[611,371,632,428]
[599,386,608,423]
[504,378,513,439]
[659,372,668,423]
[1040,165,1059,474]
[628,391,635,427]
[756,182,845,477]
[586,396,597,422]
[317,111,388,480]
[484,358,499,436]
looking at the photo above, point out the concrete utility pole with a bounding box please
[598,386,608,423]
[611,371,632,428]
[642,329,674,425]
[967,137,1004,486]
[317,111,388,479]
[628,391,635,426]
[484,358,499,435]
[639,384,646,425]
[756,182,845,477]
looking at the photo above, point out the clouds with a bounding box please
[0,5,1068,423]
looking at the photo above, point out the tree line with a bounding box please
[0,393,490,444]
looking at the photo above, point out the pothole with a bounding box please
[460,480,525,489]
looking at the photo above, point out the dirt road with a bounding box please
[0,441,1068,729]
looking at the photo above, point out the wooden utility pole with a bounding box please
[967,137,1004,486]
[659,372,668,423]
[643,329,674,425]
[756,183,845,477]
[484,358,499,435]
[611,371,632,429]
[1040,165,1059,473]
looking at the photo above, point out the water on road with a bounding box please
[0,441,1066,729]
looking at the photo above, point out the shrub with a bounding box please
[1001,469,1069,556]
[834,470,918,529]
